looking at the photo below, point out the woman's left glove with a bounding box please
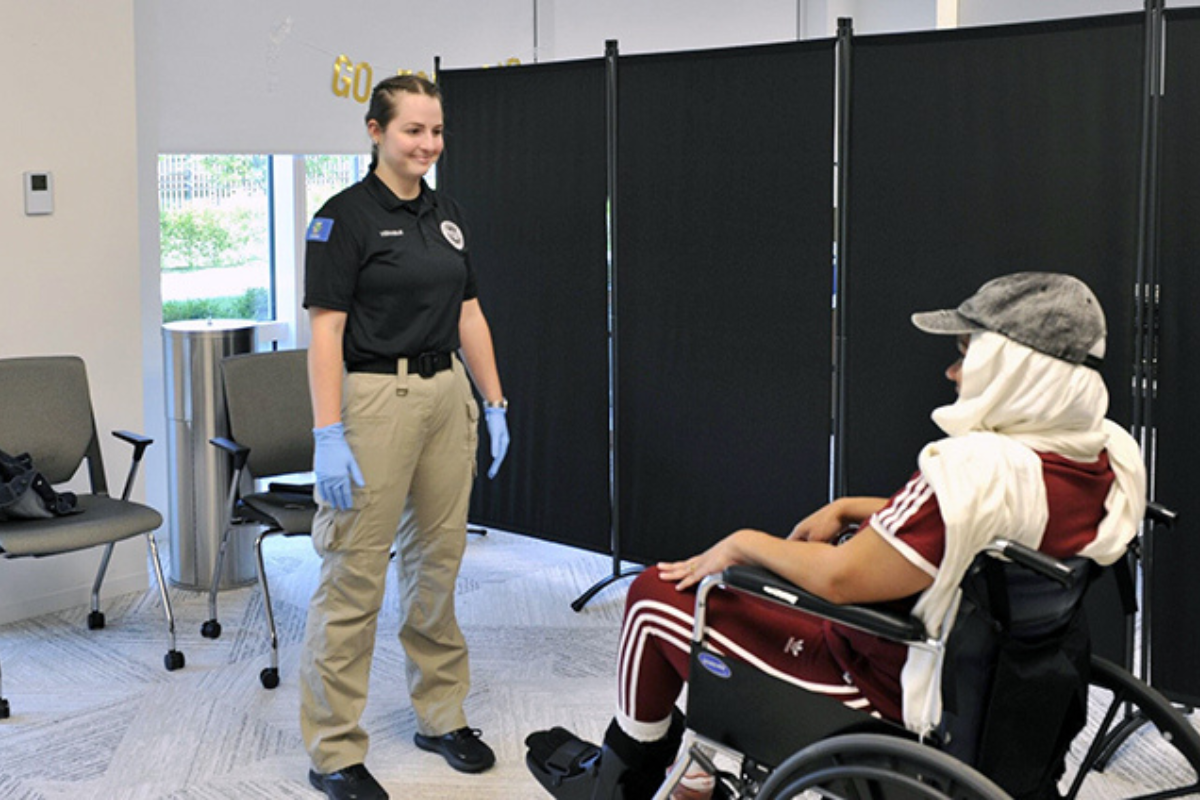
[484,406,510,479]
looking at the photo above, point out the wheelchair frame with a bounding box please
[654,539,1200,800]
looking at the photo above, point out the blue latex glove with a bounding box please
[312,422,364,510]
[484,407,510,479]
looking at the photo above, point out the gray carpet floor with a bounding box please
[0,530,1196,799]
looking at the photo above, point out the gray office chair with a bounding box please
[201,348,315,689]
[0,356,183,719]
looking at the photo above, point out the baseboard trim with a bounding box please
[0,572,151,626]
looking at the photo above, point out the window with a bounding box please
[305,154,369,215]
[158,153,370,345]
[158,154,273,323]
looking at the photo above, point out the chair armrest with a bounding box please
[111,429,154,501]
[209,436,250,471]
[720,565,928,643]
[113,430,153,461]
[209,437,251,518]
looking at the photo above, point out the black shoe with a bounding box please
[414,726,496,773]
[308,763,389,800]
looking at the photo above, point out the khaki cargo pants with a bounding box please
[300,358,479,773]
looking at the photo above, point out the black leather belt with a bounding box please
[347,352,454,379]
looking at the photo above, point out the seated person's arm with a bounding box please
[659,504,933,606]
[787,496,891,542]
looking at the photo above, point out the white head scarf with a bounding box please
[932,331,1110,459]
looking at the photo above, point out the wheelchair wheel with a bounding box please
[757,733,1010,800]
[1061,656,1200,800]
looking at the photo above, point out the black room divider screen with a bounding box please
[614,41,836,564]
[1149,7,1200,706]
[438,61,611,554]
[840,15,1145,665]
[840,14,1144,497]
[439,5,1199,701]
[440,42,837,567]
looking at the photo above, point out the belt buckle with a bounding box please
[416,352,439,379]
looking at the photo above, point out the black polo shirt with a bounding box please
[303,173,479,366]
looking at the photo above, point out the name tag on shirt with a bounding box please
[307,217,334,242]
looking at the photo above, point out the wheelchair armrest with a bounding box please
[720,565,928,643]
[112,429,154,502]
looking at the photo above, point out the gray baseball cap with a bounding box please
[911,272,1106,369]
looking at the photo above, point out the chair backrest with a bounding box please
[0,356,105,491]
[938,553,1095,799]
[220,349,313,480]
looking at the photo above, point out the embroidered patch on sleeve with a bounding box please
[306,217,335,242]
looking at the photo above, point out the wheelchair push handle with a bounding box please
[984,539,1076,587]
[1145,500,1177,527]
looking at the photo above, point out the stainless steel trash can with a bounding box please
[163,319,257,590]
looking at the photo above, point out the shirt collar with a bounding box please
[363,172,436,215]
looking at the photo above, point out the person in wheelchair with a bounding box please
[526,272,1146,799]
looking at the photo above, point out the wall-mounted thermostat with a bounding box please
[24,171,54,215]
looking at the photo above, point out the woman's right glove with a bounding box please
[312,422,364,510]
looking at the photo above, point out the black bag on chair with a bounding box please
[0,448,80,520]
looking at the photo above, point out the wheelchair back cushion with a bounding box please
[938,556,1092,800]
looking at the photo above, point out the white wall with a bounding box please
[957,0,1139,28]
[0,0,148,624]
[150,0,537,155]
[826,0,940,35]
[958,0,1200,28]
[540,0,803,60]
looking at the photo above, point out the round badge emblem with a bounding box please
[441,221,465,250]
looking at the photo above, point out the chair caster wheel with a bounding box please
[87,611,105,630]
[164,650,185,671]
[201,619,222,638]
[260,667,280,689]
[0,698,10,719]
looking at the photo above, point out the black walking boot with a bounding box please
[526,709,685,800]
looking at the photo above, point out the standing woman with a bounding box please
[301,75,509,800]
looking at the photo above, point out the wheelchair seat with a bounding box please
[667,536,1200,800]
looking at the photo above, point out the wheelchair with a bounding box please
[656,509,1200,800]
